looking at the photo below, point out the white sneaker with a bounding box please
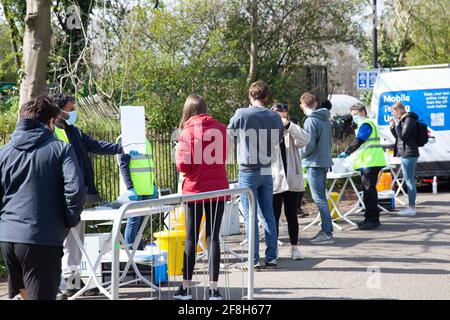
[290,246,304,260]
[397,207,417,217]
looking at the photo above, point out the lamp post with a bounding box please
[372,0,378,68]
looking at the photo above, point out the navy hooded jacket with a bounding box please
[0,119,85,246]
[59,124,122,197]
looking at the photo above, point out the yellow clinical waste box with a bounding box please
[153,230,186,277]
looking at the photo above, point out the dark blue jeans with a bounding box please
[239,171,278,264]
[124,194,157,250]
[307,167,333,235]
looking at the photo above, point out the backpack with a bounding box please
[416,120,429,147]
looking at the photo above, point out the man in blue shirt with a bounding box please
[338,104,386,230]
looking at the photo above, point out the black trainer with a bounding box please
[209,289,223,300]
[358,220,381,230]
[357,219,368,227]
[173,285,192,300]
[57,279,100,300]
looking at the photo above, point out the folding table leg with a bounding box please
[303,213,321,231]
[69,228,113,300]
[328,178,357,227]
[343,178,365,218]
[114,215,160,292]
[391,166,406,206]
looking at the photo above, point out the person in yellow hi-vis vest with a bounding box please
[338,103,386,230]
[117,136,158,250]
[51,93,123,300]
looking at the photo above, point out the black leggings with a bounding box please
[183,201,224,282]
[273,191,300,245]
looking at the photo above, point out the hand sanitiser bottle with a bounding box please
[432,176,438,195]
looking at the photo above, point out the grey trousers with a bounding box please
[60,221,85,290]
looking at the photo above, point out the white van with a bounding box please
[370,66,450,178]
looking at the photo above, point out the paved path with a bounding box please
[1,192,449,300]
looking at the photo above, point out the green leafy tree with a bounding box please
[360,0,448,68]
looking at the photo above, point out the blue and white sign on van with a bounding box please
[357,69,379,90]
[377,88,450,131]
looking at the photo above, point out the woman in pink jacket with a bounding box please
[174,94,228,300]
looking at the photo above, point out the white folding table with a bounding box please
[303,171,363,231]
[69,205,175,300]
[385,157,408,206]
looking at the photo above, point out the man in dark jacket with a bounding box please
[50,93,123,299]
[0,96,85,300]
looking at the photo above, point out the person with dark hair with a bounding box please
[228,80,283,270]
[270,103,310,260]
[320,100,332,110]
[50,93,123,299]
[0,96,85,300]
[338,103,386,230]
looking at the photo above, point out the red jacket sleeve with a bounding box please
[175,129,193,174]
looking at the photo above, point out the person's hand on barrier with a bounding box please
[128,188,139,201]
[337,152,348,158]
[129,150,142,157]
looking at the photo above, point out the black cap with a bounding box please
[321,100,332,110]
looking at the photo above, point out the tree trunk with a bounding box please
[247,0,258,85]
[19,0,52,108]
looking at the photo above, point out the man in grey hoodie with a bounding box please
[300,92,335,245]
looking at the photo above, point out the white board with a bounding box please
[120,106,146,154]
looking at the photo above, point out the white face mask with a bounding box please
[352,114,363,126]
[304,108,313,116]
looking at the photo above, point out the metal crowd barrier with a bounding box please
[106,187,256,300]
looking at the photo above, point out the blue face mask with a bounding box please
[64,111,78,126]
[352,114,362,126]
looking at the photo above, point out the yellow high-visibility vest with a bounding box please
[54,127,69,143]
[350,118,386,170]
[128,139,156,196]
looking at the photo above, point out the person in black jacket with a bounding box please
[0,96,85,300]
[50,93,123,299]
[389,102,420,217]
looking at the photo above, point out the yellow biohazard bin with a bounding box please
[169,206,207,254]
[153,230,186,277]
[328,192,340,220]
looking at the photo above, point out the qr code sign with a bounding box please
[431,113,445,127]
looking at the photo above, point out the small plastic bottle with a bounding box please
[432,176,438,194]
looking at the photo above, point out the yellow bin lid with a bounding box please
[153,230,186,239]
